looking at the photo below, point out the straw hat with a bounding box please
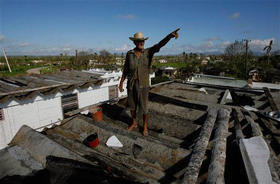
[129,32,149,41]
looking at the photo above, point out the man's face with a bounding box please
[134,40,145,50]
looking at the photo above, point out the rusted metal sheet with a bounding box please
[182,108,218,184]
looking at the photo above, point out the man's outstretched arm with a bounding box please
[150,28,180,55]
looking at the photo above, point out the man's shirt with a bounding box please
[123,34,172,89]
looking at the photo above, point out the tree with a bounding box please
[182,52,187,62]
[189,52,193,59]
[224,40,253,79]
[93,52,99,61]
[99,49,112,63]
[73,51,91,70]
[225,40,245,57]
[263,40,273,64]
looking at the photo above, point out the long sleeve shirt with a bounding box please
[123,34,173,89]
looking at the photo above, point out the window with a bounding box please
[61,94,78,116]
[109,85,118,99]
[0,108,4,121]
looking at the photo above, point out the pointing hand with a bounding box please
[171,28,180,39]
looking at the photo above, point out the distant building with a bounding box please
[159,59,167,63]
[205,56,210,61]
[115,57,125,66]
[32,60,44,64]
[201,59,209,65]
[158,66,177,77]
[89,59,99,66]
[249,69,261,82]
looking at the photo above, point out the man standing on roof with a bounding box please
[119,28,180,136]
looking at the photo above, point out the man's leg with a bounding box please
[127,80,138,131]
[140,87,149,136]
[143,114,148,136]
[127,110,137,131]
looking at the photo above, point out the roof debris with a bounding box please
[0,79,280,184]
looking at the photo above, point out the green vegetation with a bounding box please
[1,42,279,83]
[151,75,170,85]
[0,63,45,77]
[40,66,59,74]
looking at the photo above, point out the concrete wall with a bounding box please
[78,86,109,109]
[100,78,128,98]
[0,94,63,149]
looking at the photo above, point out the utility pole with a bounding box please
[2,48,12,73]
[243,39,249,80]
[75,49,78,66]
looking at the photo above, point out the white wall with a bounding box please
[100,78,128,98]
[78,86,109,109]
[0,94,63,149]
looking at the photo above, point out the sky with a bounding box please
[0,0,279,56]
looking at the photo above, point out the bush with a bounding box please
[151,75,170,85]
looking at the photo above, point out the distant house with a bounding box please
[89,59,99,66]
[205,56,210,61]
[114,57,125,66]
[32,60,44,64]
[159,59,167,63]
[158,66,177,77]
[249,69,261,82]
[201,59,209,65]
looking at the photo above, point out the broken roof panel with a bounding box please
[0,70,104,103]
[0,80,279,183]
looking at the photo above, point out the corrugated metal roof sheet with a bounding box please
[0,70,103,103]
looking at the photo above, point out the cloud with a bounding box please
[0,35,5,42]
[118,14,137,19]
[230,12,240,19]
[159,38,280,55]
[36,46,75,54]
[220,41,231,47]
[199,41,214,50]
[19,42,30,47]
[114,43,133,52]
[205,36,221,42]
[249,38,278,51]
[160,39,233,54]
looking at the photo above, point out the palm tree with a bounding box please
[263,40,273,64]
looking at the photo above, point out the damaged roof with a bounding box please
[0,81,279,184]
[0,70,103,103]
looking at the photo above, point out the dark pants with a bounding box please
[127,80,149,114]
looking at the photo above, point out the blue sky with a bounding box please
[0,0,279,56]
